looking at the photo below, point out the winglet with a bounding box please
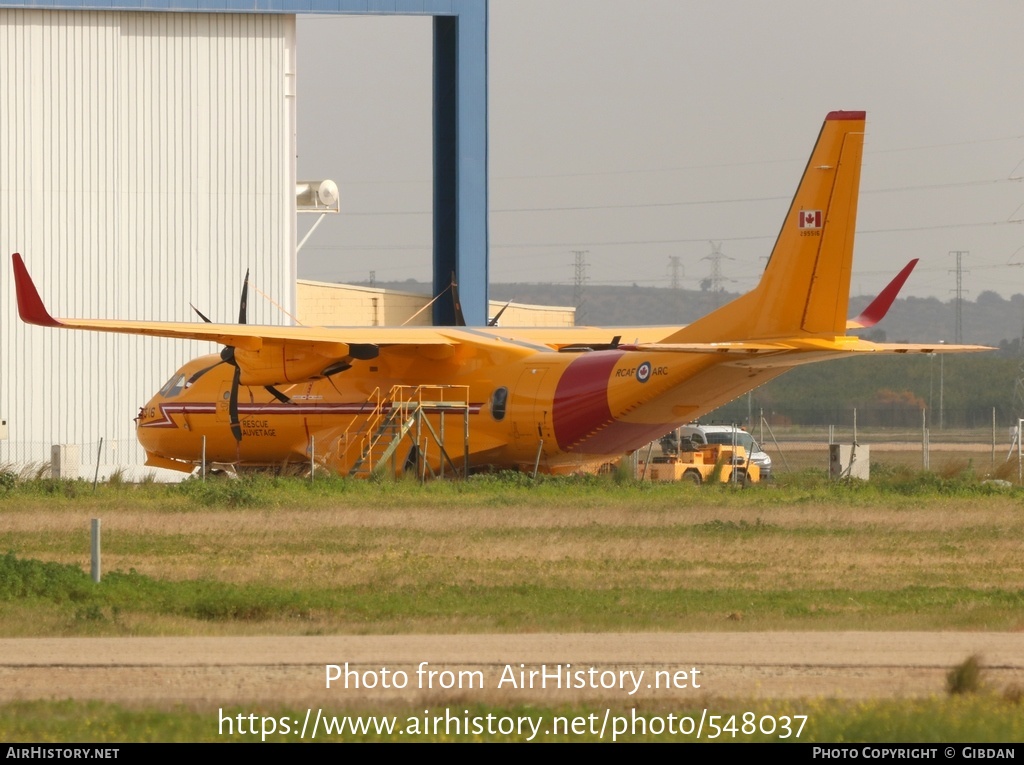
[826,110,867,121]
[12,254,62,327]
[848,259,918,329]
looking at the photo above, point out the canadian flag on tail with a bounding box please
[798,210,822,229]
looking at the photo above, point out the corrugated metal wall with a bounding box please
[0,10,295,475]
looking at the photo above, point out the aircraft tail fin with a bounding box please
[666,111,866,343]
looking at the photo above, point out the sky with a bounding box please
[295,0,1024,301]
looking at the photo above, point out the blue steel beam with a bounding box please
[0,0,490,325]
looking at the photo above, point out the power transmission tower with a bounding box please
[668,256,683,290]
[1013,312,1024,421]
[949,250,969,344]
[702,241,733,307]
[572,250,589,323]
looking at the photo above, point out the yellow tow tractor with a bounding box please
[637,432,760,485]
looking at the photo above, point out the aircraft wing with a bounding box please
[13,254,455,351]
[12,254,543,386]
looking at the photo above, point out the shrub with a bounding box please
[947,654,983,695]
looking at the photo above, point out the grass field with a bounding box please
[1,463,1023,635]
[1,462,1023,741]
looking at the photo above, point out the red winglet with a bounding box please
[12,254,62,327]
[826,110,867,121]
[850,259,918,329]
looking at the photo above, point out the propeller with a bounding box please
[451,272,506,327]
[186,270,293,444]
[488,300,512,327]
[450,272,466,327]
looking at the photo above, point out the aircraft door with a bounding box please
[215,381,232,423]
[511,366,553,449]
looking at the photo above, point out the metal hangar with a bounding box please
[0,0,489,477]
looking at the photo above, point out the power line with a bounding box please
[325,134,1024,187]
[328,177,1022,217]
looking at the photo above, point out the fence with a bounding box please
[0,438,167,482]
[709,403,1017,431]
[731,406,1022,478]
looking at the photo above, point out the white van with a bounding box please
[668,424,772,480]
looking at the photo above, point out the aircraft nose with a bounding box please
[135,392,165,431]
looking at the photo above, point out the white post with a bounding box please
[201,436,206,482]
[463,404,470,478]
[992,407,996,469]
[90,519,101,584]
[1011,419,1019,485]
[940,350,945,430]
[731,424,738,484]
[828,424,834,479]
[922,409,928,471]
[440,408,446,479]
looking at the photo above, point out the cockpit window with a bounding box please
[158,373,186,398]
[491,387,508,421]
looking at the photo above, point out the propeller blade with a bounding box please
[450,271,467,327]
[321,360,352,377]
[184,360,223,388]
[265,385,292,405]
[189,303,213,324]
[229,364,242,443]
[238,269,250,325]
[489,299,513,327]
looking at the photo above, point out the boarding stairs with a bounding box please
[343,385,470,479]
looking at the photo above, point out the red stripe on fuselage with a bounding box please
[552,352,622,451]
[552,351,677,455]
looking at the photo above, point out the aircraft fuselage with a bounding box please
[137,343,786,475]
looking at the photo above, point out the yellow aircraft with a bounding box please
[11,111,990,477]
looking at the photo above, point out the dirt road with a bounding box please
[2,633,1021,705]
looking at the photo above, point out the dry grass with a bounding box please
[4,497,1023,594]
[2,466,1023,635]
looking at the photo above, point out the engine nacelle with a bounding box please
[235,342,353,385]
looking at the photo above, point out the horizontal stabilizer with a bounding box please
[620,338,993,370]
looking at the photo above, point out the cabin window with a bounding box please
[157,373,186,399]
[490,387,508,421]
